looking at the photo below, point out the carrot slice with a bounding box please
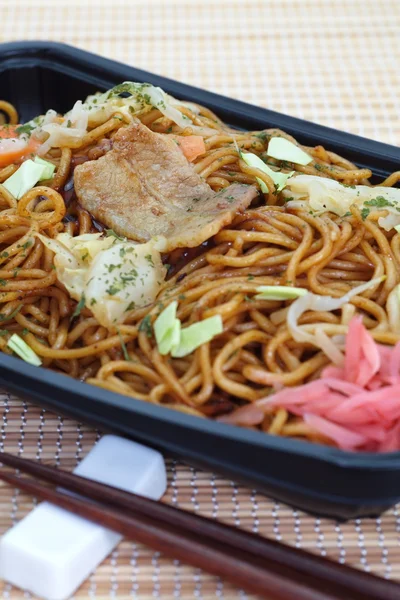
[174,135,206,162]
[0,125,41,168]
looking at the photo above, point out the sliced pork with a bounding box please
[74,122,258,251]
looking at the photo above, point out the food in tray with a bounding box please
[0,82,400,452]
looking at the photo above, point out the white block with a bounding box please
[0,435,167,600]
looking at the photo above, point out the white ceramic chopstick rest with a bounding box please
[0,434,167,600]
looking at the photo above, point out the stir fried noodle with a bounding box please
[1,83,400,451]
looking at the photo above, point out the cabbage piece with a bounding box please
[37,232,167,329]
[267,138,312,166]
[57,232,115,263]
[3,160,45,199]
[154,301,181,355]
[16,110,57,141]
[18,82,197,153]
[241,152,294,192]
[287,277,385,364]
[7,334,42,366]
[38,101,89,155]
[171,315,223,358]
[84,240,166,328]
[36,233,79,268]
[34,157,56,180]
[285,175,400,231]
[255,285,308,301]
[82,82,192,130]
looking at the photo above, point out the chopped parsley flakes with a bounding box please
[106,284,121,296]
[361,207,370,220]
[364,196,393,208]
[15,123,35,136]
[145,254,154,267]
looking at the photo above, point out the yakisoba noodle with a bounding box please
[1,89,400,450]
[0,101,18,126]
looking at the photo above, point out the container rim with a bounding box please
[2,351,400,470]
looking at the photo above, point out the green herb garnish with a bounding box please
[364,196,393,208]
[71,294,86,319]
[0,304,23,323]
[139,315,153,337]
[15,123,35,136]
[361,207,370,220]
[117,328,131,362]
[105,229,125,241]
[145,254,154,267]
[106,285,121,296]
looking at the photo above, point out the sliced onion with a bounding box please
[386,284,400,334]
[315,327,345,365]
[287,277,384,361]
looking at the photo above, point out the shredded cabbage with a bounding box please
[18,82,196,154]
[285,175,400,231]
[36,232,167,329]
[3,160,46,199]
[170,315,223,358]
[38,101,89,155]
[153,302,223,358]
[255,285,308,301]
[267,138,312,165]
[34,156,56,180]
[78,82,193,130]
[241,152,294,192]
[154,301,181,355]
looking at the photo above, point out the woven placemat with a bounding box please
[1,0,400,598]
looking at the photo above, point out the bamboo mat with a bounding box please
[0,0,400,598]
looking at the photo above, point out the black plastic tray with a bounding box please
[1,41,400,520]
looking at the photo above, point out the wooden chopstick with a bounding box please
[0,454,398,600]
[0,452,345,574]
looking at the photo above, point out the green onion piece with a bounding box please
[267,138,312,166]
[0,303,23,323]
[240,152,294,192]
[3,160,46,200]
[71,293,86,320]
[154,301,181,355]
[117,328,131,362]
[171,315,223,358]
[34,156,56,180]
[7,334,42,366]
[395,224,400,233]
[105,229,125,241]
[255,285,308,301]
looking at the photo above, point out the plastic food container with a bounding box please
[1,41,400,520]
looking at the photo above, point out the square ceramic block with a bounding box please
[0,435,167,600]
